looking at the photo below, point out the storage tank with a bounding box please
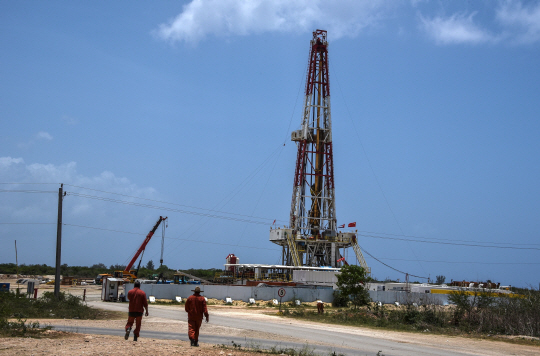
[226,254,239,272]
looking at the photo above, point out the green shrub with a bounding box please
[0,290,100,320]
[332,290,349,307]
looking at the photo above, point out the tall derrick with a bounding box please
[291,29,336,266]
[270,30,369,270]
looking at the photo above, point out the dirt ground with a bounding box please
[0,331,270,356]
[1,307,537,356]
[2,277,540,355]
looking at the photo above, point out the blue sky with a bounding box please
[1,0,539,287]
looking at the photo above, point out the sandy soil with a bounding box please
[0,331,273,356]
[20,317,310,345]
[208,308,540,356]
[2,277,539,355]
[4,308,537,356]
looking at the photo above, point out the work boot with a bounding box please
[194,340,199,347]
[134,335,138,342]
[124,327,131,340]
[190,339,194,347]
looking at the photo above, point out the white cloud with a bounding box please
[18,132,53,149]
[496,0,540,44]
[0,157,24,169]
[155,0,389,44]
[61,115,79,125]
[419,12,495,45]
[37,131,53,140]
[0,157,158,219]
[419,1,540,46]
[0,157,160,266]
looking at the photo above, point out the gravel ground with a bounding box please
[2,278,539,355]
[0,331,275,356]
[20,317,310,344]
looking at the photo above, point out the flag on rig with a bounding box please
[348,222,356,227]
[272,219,276,225]
[338,224,345,228]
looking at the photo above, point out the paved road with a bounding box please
[85,301,479,356]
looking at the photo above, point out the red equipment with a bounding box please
[226,254,239,272]
[119,216,168,279]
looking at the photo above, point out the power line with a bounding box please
[0,183,59,185]
[155,145,287,261]
[5,182,538,250]
[357,229,540,247]
[0,223,55,225]
[0,189,57,193]
[378,257,540,265]
[332,64,427,276]
[359,244,428,280]
[282,67,305,145]
[62,223,279,251]
[64,183,288,225]
[359,233,540,251]
[234,144,285,247]
[4,183,539,267]
[66,192,275,226]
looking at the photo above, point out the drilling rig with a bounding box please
[269,30,370,272]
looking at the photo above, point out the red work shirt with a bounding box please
[128,287,148,313]
[185,294,208,321]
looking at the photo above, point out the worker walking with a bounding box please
[184,286,209,347]
[125,281,149,341]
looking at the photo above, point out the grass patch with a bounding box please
[284,304,458,334]
[0,317,51,338]
[215,340,346,356]
[1,290,102,319]
[151,299,185,306]
[0,289,116,337]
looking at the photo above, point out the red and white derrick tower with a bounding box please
[270,30,370,271]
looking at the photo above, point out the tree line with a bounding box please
[0,262,221,280]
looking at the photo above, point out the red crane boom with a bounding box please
[124,216,168,273]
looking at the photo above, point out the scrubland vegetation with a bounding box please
[284,288,540,339]
[0,290,116,337]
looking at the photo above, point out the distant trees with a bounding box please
[336,265,371,308]
[0,263,220,282]
[155,264,174,279]
[436,275,446,284]
[109,264,125,271]
[145,260,155,271]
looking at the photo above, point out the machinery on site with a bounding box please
[95,273,112,285]
[114,216,168,281]
[269,30,369,272]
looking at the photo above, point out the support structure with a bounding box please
[54,183,63,298]
[270,30,369,272]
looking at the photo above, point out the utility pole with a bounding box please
[15,240,19,292]
[54,184,64,298]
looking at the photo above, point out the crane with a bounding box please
[114,216,168,281]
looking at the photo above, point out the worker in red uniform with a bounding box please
[125,281,149,341]
[184,286,209,347]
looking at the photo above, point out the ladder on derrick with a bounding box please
[352,241,371,274]
[285,231,301,266]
